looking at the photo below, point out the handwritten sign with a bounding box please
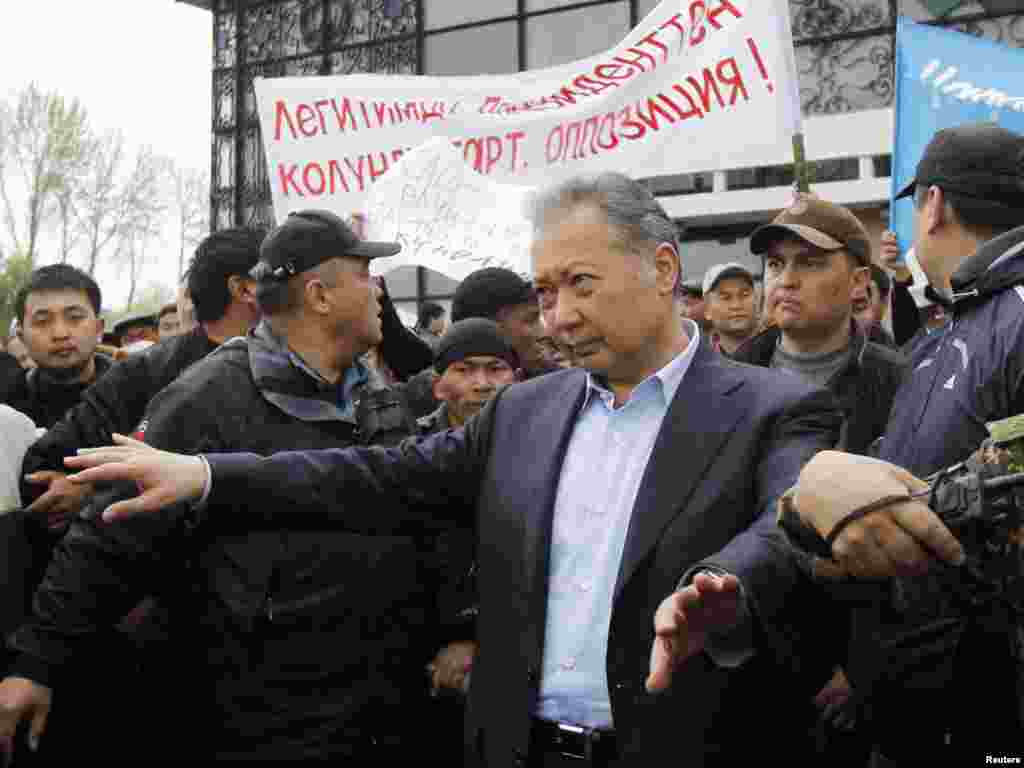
[367,138,533,281]
[255,0,802,222]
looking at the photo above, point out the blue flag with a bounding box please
[891,18,1024,254]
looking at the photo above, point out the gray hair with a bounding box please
[526,172,684,291]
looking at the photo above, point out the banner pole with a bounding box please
[792,132,810,194]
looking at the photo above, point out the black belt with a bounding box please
[530,719,618,764]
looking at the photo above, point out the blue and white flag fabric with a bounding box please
[891,17,1024,254]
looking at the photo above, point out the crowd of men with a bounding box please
[0,121,1020,766]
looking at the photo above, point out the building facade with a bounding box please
[180,0,1024,318]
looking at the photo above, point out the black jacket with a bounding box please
[8,325,437,762]
[20,327,219,504]
[732,321,906,455]
[416,404,477,643]
[1,353,114,430]
[187,346,842,767]
[837,226,1024,759]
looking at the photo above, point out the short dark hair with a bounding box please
[418,301,444,329]
[15,264,101,325]
[868,264,891,300]
[913,184,1020,239]
[185,228,265,324]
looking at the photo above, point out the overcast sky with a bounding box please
[0,0,212,309]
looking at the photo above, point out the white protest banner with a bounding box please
[366,137,533,282]
[255,0,801,222]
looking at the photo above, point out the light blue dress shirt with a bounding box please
[536,320,701,728]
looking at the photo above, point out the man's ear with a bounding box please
[653,243,681,298]
[228,275,256,303]
[924,185,947,236]
[850,265,870,299]
[432,372,447,402]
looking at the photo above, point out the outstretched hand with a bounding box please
[63,434,207,522]
[646,572,742,694]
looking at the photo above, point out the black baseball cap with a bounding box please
[894,122,1024,207]
[252,210,401,282]
[451,268,536,322]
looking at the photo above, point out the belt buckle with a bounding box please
[553,722,588,761]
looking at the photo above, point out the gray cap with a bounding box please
[702,262,754,295]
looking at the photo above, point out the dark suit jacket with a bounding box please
[205,343,842,766]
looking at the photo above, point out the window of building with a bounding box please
[425,20,519,74]
[525,2,630,69]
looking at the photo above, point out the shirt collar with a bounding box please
[581,318,701,410]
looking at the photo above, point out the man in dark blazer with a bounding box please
[47,174,841,767]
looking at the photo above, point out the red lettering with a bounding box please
[707,0,743,28]
[463,138,484,172]
[303,162,326,195]
[507,130,525,172]
[367,152,390,183]
[313,100,331,134]
[597,113,619,151]
[277,163,304,196]
[296,104,318,137]
[658,13,688,39]
[359,101,371,129]
[669,84,706,120]
[689,2,707,46]
[330,98,357,133]
[686,69,725,113]
[274,100,299,141]
[594,62,639,82]
[572,75,620,96]
[633,97,677,133]
[636,32,669,64]
[564,122,581,161]
[327,160,350,194]
[345,155,366,192]
[612,47,658,73]
[550,87,587,108]
[374,102,389,126]
[583,115,601,158]
[656,93,688,121]
[480,96,501,115]
[391,148,405,164]
[546,124,565,164]
[716,57,749,104]
[618,105,646,141]
[484,136,503,174]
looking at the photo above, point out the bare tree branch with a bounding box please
[75,131,126,276]
[0,83,89,266]
[170,163,209,281]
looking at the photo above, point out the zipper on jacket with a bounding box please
[265,595,276,623]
